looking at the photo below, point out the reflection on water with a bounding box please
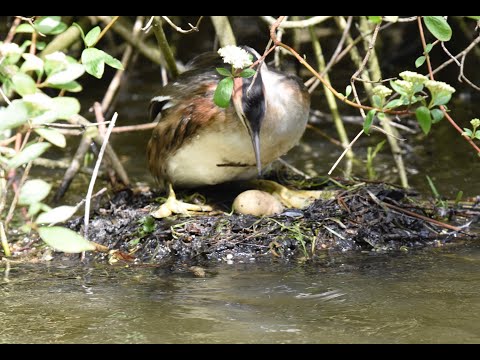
[2,241,479,343]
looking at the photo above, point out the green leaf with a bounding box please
[34,128,67,148]
[18,179,52,205]
[28,202,43,217]
[21,53,44,73]
[363,109,376,135]
[34,16,63,35]
[15,23,34,33]
[48,80,83,93]
[216,67,232,77]
[51,97,81,120]
[0,100,29,131]
[36,205,78,224]
[367,16,382,24]
[84,26,101,47]
[430,108,444,123]
[372,94,382,108]
[103,54,123,70]
[415,56,426,68]
[424,16,452,42]
[81,47,105,78]
[345,85,352,98]
[432,93,452,107]
[213,77,234,108]
[46,63,85,85]
[384,99,404,109]
[38,226,96,253]
[466,16,480,20]
[425,43,434,53]
[390,80,410,97]
[7,142,51,169]
[240,68,256,78]
[36,41,47,51]
[416,106,432,134]
[462,128,473,137]
[11,73,37,96]
[475,132,480,140]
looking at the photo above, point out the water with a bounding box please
[2,241,479,343]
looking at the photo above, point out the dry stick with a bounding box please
[161,16,203,34]
[84,112,118,240]
[432,33,480,75]
[94,16,119,47]
[111,122,157,133]
[93,102,117,185]
[382,201,461,232]
[101,16,144,113]
[328,130,364,175]
[0,222,11,257]
[4,161,33,231]
[308,25,353,175]
[210,16,236,47]
[418,17,480,155]
[53,133,92,203]
[261,16,331,28]
[4,17,21,43]
[459,53,480,91]
[309,16,353,93]
[70,114,130,186]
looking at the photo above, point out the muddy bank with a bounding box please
[61,177,478,266]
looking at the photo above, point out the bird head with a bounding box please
[231,46,266,177]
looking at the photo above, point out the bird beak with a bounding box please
[232,77,263,176]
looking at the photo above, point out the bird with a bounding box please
[147,46,310,217]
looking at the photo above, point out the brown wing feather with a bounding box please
[147,82,224,190]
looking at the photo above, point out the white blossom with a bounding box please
[218,45,253,70]
[399,71,428,84]
[372,85,392,98]
[394,80,414,93]
[425,80,455,94]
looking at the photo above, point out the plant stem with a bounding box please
[210,16,236,47]
[152,17,178,78]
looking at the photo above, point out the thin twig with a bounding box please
[161,16,203,34]
[0,85,12,105]
[328,129,364,175]
[111,122,157,133]
[433,33,480,75]
[0,222,11,257]
[101,16,144,113]
[53,133,92,203]
[94,16,119,47]
[4,17,21,43]
[261,16,331,28]
[84,112,118,240]
[383,201,461,232]
[5,161,33,231]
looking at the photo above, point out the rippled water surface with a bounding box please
[2,242,479,343]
